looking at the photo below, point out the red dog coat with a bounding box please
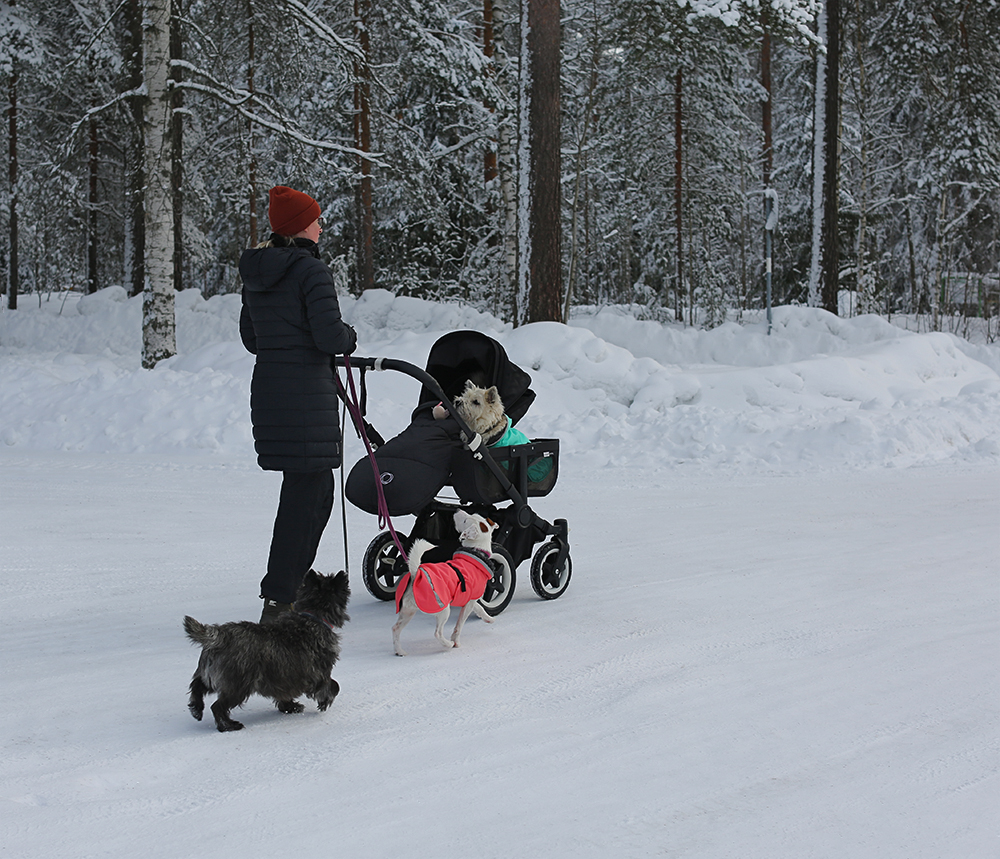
[396,549,495,614]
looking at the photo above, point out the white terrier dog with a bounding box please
[434,380,508,444]
[392,510,497,656]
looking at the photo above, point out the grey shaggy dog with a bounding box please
[184,569,350,732]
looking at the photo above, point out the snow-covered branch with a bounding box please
[280,0,365,62]
[428,129,490,160]
[65,86,146,149]
[177,79,385,166]
[677,0,821,45]
[940,186,985,236]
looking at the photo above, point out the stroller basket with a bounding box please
[450,439,559,505]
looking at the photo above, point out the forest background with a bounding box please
[2,0,998,364]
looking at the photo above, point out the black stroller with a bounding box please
[337,330,571,615]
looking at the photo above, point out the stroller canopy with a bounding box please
[419,330,535,425]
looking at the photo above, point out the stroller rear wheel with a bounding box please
[362,531,402,601]
[530,540,572,600]
[479,545,515,616]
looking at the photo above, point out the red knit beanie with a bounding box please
[268,186,321,236]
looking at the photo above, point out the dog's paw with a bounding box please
[215,718,244,732]
[188,703,204,721]
[395,648,407,656]
[277,699,305,714]
[317,680,340,711]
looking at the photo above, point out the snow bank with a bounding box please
[1,288,998,471]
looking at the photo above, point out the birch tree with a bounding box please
[804,19,822,306]
[141,0,176,368]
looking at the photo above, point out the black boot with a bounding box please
[260,597,293,624]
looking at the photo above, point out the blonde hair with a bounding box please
[255,233,295,249]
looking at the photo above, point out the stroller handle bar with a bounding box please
[336,355,442,396]
[334,353,539,530]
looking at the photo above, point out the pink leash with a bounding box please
[336,355,408,563]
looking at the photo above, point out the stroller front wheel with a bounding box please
[530,540,572,600]
[479,545,516,617]
[362,531,402,601]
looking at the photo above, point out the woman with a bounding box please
[239,185,357,622]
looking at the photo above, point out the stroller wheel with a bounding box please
[362,531,402,601]
[479,545,516,617]
[530,540,572,600]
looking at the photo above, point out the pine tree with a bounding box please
[1,0,43,309]
[880,0,1000,327]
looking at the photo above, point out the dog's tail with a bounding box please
[183,616,220,646]
[407,538,435,575]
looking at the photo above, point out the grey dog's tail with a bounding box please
[183,615,219,646]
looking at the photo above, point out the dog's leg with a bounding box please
[450,602,477,648]
[188,673,208,721]
[210,694,245,732]
[471,601,494,623]
[392,588,417,656]
[315,677,341,711]
[433,605,454,649]
[276,699,305,714]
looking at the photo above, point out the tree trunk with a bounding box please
[762,15,774,330]
[853,0,872,316]
[675,68,683,323]
[483,0,498,185]
[354,0,375,292]
[518,0,562,325]
[126,0,145,299]
[931,192,946,331]
[171,1,184,291]
[487,0,518,318]
[761,22,772,191]
[7,18,18,311]
[498,106,519,319]
[820,0,841,315]
[141,0,177,368]
[807,2,827,308]
[88,78,99,295]
[247,0,259,247]
[563,8,601,323]
[905,206,918,313]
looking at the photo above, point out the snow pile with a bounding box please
[1,286,998,470]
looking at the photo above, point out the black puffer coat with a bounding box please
[239,239,357,472]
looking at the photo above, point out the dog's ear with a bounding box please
[486,386,499,405]
[478,520,489,533]
[486,518,496,528]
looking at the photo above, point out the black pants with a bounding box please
[260,470,334,604]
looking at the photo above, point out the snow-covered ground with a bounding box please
[1,288,998,857]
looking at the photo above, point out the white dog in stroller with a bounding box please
[392,510,497,656]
